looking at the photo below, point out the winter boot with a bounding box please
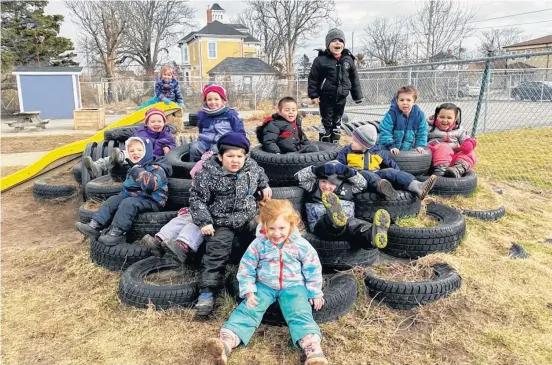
[319,131,332,143]
[299,334,328,365]
[330,128,341,144]
[75,219,102,239]
[163,238,190,264]
[206,329,240,365]
[99,226,126,246]
[196,289,215,316]
[140,234,166,257]
[376,179,399,200]
[83,156,106,179]
[408,175,437,200]
[109,147,125,165]
[321,191,348,228]
[433,164,447,176]
[371,209,390,249]
[444,161,469,178]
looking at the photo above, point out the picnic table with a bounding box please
[5,111,50,131]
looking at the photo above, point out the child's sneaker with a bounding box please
[75,219,102,239]
[163,238,190,264]
[206,338,230,365]
[99,226,125,246]
[319,131,332,143]
[321,192,347,228]
[376,179,399,200]
[444,161,469,178]
[299,334,328,365]
[433,164,447,176]
[407,175,437,200]
[196,290,215,316]
[83,156,103,178]
[109,147,125,165]
[371,209,390,249]
[140,234,166,257]
[330,128,341,144]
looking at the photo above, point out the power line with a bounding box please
[472,19,552,30]
[469,8,552,23]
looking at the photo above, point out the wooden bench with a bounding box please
[6,111,50,131]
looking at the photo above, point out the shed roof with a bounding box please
[503,35,552,49]
[208,58,279,75]
[13,66,83,74]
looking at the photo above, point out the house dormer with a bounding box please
[207,3,225,23]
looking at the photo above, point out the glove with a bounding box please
[460,138,476,154]
[335,163,356,178]
[129,166,146,180]
[161,97,171,105]
[177,102,184,108]
[312,163,335,178]
[354,97,365,104]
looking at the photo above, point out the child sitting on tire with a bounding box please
[83,107,176,178]
[378,85,428,155]
[295,162,390,249]
[256,96,319,154]
[338,122,437,200]
[427,103,477,177]
[76,136,172,246]
[206,199,328,365]
[189,83,246,162]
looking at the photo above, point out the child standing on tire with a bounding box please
[338,122,437,200]
[378,85,428,155]
[295,162,390,249]
[138,64,184,110]
[256,96,319,154]
[83,107,176,178]
[206,199,328,365]
[76,136,172,246]
[189,83,246,162]
[308,28,364,143]
[428,103,477,177]
[190,132,272,316]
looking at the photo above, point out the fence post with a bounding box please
[254,78,257,110]
[471,52,492,137]
[407,67,412,84]
[296,78,299,102]
[483,68,491,133]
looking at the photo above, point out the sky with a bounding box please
[45,0,552,67]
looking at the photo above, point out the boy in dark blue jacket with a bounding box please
[76,136,172,246]
[338,122,436,200]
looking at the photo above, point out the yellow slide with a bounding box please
[1,103,181,191]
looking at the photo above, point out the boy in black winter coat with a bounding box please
[308,28,364,143]
[257,97,319,154]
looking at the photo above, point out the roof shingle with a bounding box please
[178,21,245,44]
[503,35,552,49]
[208,58,279,75]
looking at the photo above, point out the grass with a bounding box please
[430,183,504,211]
[1,165,26,177]
[1,134,95,154]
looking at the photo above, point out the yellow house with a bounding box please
[177,3,263,82]
[503,35,552,69]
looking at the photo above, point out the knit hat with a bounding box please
[326,28,346,49]
[325,174,343,186]
[202,83,227,101]
[343,122,378,149]
[144,107,167,125]
[217,132,250,153]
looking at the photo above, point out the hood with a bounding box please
[201,154,255,177]
[125,136,154,166]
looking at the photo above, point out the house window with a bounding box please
[208,42,217,59]
[182,46,189,64]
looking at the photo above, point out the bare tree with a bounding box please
[362,17,408,66]
[410,0,476,62]
[245,0,338,77]
[121,1,196,77]
[477,27,524,56]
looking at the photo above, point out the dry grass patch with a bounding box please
[1,134,94,154]
[1,165,25,177]
[395,210,439,227]
[429,180,504,211]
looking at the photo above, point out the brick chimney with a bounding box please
[207,5,213,24]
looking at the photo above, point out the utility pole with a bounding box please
[426,0,435,62]
[352,31,354,54]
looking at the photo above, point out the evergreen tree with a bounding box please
[299,54,311,79]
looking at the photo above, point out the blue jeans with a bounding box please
[222,282,321,347]
[93,192,159,231]
[360,168,415,191]
[189,140,218,162]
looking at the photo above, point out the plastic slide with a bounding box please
[1,103,181,191]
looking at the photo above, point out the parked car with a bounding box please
[511,81,552,101]
[457,84,480,98]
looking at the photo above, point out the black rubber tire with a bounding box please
[354,190,421,222]
[126,211,178,243]
[33,178,77,200]
[416,171,477,197]
[302,232,378,272]
[93,140,108,163]
[383,203,466,259]
[165,144,196,179]
[226,273,358,325]
[118,256,200,309]
[389,149,433,176]
[509,243,528,259]
[109,140,129,182]
[166,178,192,210]
[271,186,304,213]
[80,142,97,196]
[77,203,99,224]
[188,112,199,127]
[250,142,341,187]
[462,206,505,221]
[104,126,139,141]
[85,175,123,201]
[90,238,153,272]
[364,263,461,309]
[73,163,82,185]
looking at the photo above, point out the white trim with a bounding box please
[72,75,80,110]
[15,75,24,111]
[12,71,83,75]
[207,41,217,59]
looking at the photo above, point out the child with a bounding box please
[83,107,176,178]
[190,132,271,315]
[295,162,390,249]
[428,103,477,177]
[339,122,437,200]
[206,199,328,365]
[76,137,171,246]
[189,83,246,162]
[138,64,184,110]
[308,28,364,143]
[256,96,319,154]
[378,85,428,155]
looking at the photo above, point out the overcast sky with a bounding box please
[45,0,552,66]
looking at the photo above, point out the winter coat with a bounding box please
[133,125,176,157]
[256,113,311,154]
[337,144,400,172]
[198,108,245,147]
[378,98,428,151]
[307,49,363,102]
[155,77,183,104]
[427,119,471,150]
[237,224,323,299]
[189,156,270,230]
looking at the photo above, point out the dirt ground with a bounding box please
[1,134,95,154]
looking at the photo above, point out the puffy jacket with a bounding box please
[308,49,363,101]
[189,156,269,229]
[337,144,399,172]
[133,125,176,157]
[295,165,366,203]
[237,224,323,299]
[378,98,428,150]
[256,113,310,154]
[427,119,471,150]
[198,108,245,146]
[155,78,183,104]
